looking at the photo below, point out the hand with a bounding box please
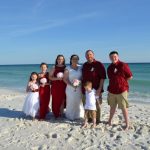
[96,98,102,105]
[57,77,63,81]
[99,99,102,105]
[41,84,45,87]
[96,89,102,97]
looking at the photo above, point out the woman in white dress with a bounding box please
[63,55,84,120]
[22,72,39,120]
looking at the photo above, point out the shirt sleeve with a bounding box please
[123,63,133,78]
[98,62,107,79]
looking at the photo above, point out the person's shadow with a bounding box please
[0,108,25,119]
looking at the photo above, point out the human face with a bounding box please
[57,56,64,65]
[109,54,119,64]
[71,56,79,65]
[86,51,94,63]
[84,85,92,92]
[31,74,38,81]
[41,65,47,73]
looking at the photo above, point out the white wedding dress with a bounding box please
[65,65,84,120]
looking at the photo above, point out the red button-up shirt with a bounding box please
[82,59,106,94]
[107,61,132,94]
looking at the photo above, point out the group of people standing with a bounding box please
[23,50,132,130]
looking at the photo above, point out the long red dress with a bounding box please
[39,72,50,119]
[51,66,66,118]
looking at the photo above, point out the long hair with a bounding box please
[55,55,66,66]
[29,72,38,81]
[70,54,79,65]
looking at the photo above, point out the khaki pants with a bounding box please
[82,95,101,122]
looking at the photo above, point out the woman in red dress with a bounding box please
[38,63,50,120]
[49,55,66,118]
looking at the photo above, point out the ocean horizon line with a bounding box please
[0,62,150,66]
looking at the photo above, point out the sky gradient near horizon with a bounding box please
[0,0,150,64]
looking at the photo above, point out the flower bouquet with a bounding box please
[31,84,38,90]
[40,78,47,84]
[29,83,38,92]
[72,79,81,91]
[57,72,64,78]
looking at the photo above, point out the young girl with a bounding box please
[82,81,97,128]
[38,63,50,120]
[22,72,39,120]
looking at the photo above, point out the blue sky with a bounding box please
[0,0,150,64]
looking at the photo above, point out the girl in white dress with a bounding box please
[63,55,84,120]
[22,72,40,120]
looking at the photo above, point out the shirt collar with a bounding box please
[112,60,120,66]
[87,59,96,64]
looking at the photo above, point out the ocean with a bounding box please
[0,63,150,103]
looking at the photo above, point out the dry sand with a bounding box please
[0,89,150,150]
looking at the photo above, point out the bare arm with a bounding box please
[96,79,105,96]
[26,82,32,92]
[63,69,71,85]
[127,76,133,80]
[26,84,29,92]
[49,66,62,81]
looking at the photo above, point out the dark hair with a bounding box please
[40,62,48,68]
[109,51,119,56]
[29,72,38,81]
[84,81,92,88]
[85,49,94,55]
[55,55,66,66]
[70,54,79,65]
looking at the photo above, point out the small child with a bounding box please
[22,72,40,120]
[38,63,50,120]
[82,81,97,128]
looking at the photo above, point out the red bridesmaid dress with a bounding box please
[51,66,66,118]
[39,72,50,119]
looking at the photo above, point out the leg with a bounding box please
[32,117,35,121]
[82,110,88,128]
[108,106,117,126]
[60,100,65,117]
[82,118,88,128]
[122,108,129,130]
[82,95,91,122]
[92,111,96,128]
[118,91,129,130]
[96,100,101,123]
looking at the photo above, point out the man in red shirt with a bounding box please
[82,50,106,124]
[107,51,133,130]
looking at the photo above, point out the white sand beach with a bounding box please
[0,89,150,150]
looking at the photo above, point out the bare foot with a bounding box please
[108,119,112,126]
[91,123,96,128]
[38,119,44,121]
[124,125,129,131]
[82,123,88,128]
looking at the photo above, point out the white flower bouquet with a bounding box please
[57,72,64,78]
[40,78,47,84]
[31,84,38,90]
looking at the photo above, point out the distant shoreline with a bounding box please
[0,62,150,66]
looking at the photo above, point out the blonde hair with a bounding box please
[84,81,92,88]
